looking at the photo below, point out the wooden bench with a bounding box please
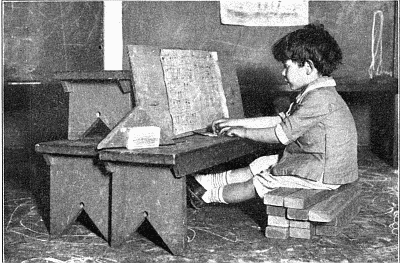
[36,134,279,255]
[264,182,362,239]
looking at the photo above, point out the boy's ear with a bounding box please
[305,60,315,75]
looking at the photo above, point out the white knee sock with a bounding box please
[201,186,228,204]
[195,171,231,190]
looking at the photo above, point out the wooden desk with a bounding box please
[36,135,279,255]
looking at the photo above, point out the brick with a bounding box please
[267,215,289,227]
[264,188,300,206]
[287,207,310,220]
[284,189,334,209]
[265,226,289,239]
[266,205,286,217]
[289,220,312,229]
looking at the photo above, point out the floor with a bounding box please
[3,147,398,263]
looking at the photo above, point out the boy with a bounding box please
[187,23,358,208]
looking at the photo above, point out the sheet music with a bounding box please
[160,49,229,135]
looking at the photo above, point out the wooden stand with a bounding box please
[264,182,362,239]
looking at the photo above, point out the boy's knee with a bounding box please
[223,179,257,203]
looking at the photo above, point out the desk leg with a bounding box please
[43,155,110,242]
[106,163,187,255]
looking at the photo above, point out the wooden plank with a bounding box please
[286,207,310,221]
[284,189,334,209]
[264,188,300,206]
[265,226,289,239]
[266,205,286,217]
[315,197,361,236]
[54,70,132,81]
[289,225,316,239]
[289,220,312,229]
[284,182,360,209]
[308,186,362,222]
[267,215,289,227]
[35,139,99,157]
[127,45,175,139]
[320,196,361,226]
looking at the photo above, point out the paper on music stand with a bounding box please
[160,49,229,135]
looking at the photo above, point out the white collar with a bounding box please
[296,77,336,103]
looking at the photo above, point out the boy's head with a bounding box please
[272,23,342,77]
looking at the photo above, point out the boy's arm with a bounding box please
[237,116,282,128]
[222,126,281,144]
[213,116,282,132]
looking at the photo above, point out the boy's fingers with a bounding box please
[218,126,231,135]
[212,119,225,131]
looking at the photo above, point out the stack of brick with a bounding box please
[264,182,362,239]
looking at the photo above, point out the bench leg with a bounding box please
[43,155,110,242]
[106,163,187,255]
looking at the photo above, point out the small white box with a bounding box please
[121,126,161,149]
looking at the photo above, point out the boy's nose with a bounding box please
[281,69,286,77]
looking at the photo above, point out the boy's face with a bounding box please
[281,60,309,91]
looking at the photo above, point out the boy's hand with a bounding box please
[212,118,247,137]
[219,126,246,138]
[211,118,231,134]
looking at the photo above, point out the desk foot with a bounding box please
[146,210,187,255]
[75,208,108,243]
[44,154,111,243]
[52,207,108,243]
[107,163,187,255]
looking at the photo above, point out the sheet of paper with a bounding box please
[160,49,229,135]
[220,0,309,26]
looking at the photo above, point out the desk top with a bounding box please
[35,135,281,177]
[100,135,277,177]
[35,138,101,157]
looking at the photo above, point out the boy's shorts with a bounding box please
[249,155,340,198]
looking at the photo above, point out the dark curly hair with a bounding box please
[272,23,342,76]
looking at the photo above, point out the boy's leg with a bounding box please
[223,180,257,203]
[252,171,341,198]
[201,179,257,204]
[195,155,279,190]
[195,167,253,190]
[187,155,278,208]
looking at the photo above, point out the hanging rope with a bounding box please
[368,10,384,78]
[368,10,392,78]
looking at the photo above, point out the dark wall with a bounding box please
[3,1,104,163]
[3,1,104,82]
[122,1,396,88]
